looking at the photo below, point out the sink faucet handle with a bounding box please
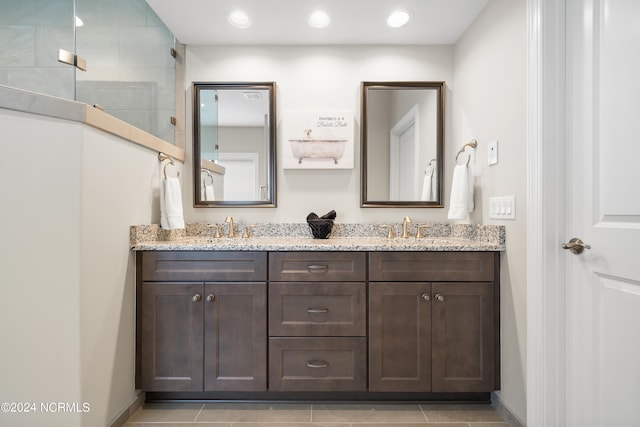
[206,223,221,239]
[242,225,255,238]
[379,224,396,238]
[416,224,431,239]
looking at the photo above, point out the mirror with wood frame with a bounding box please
[361,81,444,207]
[193,82,276,207]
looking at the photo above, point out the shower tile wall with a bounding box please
[0,0,176,143]
[76,0,176,143]
[0,0,75,99]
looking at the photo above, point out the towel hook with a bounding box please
[455,139,477,165]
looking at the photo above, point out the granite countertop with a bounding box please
[130,223,505,252]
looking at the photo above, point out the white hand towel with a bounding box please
[162,176,185,229]
[204,183,215,201]
[420,171,436,202]
[160,179,169,229]
[447,164,474,220]
[421,172,434,201]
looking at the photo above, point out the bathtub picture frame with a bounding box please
[283,111,354,169]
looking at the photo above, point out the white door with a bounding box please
[389,106,419,200]
[217,153,259,201]
[564,0,640,425]
[396,125,416,200]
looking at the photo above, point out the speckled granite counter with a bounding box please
[130,223,505,252]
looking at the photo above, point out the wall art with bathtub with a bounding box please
[283,112,354,169]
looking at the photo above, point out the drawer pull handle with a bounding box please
[307,360,329,369]
[192,294,202,302]
[306,264,329,273]
[307,307,329,314]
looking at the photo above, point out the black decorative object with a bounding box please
[306,210,336,239]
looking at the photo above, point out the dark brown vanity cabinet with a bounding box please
[136,249,500,397]
[368,252,499,393]
[137,251,267,392]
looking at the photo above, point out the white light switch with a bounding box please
[489,195,516,220]
[488,139,498,165]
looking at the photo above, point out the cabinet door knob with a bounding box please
[435,294,444,302]
[192,294,202,302]
[206,294,215,302]
[421,293,430,301]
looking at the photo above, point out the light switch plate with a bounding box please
[488,139,498,165]
[489,195,516,220]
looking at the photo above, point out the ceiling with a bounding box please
[145,0,489,46]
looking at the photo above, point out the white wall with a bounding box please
[0,109,83,427]
[79,126,173,426]
[0,108,173,426]
[453,0,527,422]
[184,44,455,224]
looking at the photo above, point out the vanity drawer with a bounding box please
[268,337,366,391]
[139,251,267,282]
[269,252,366,282]
[369,252,495,282]
[269,283,366,337]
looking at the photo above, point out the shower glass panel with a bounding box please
[0,0,76,99]
[0,0,177,144]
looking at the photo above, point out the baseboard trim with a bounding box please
[107,392,145,427]
[492,391,526,427]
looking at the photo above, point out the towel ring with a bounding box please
[159,152,179,179]
[201,169,214,185]
[163,159,179,178]
[428,158,437,176]
[455,139,477,165]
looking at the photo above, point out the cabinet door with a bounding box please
[141,283,204,391]
[204,283,267,391]
[369,282,432,392]
[431,282,494,392]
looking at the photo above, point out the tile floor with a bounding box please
[125,402,509,426]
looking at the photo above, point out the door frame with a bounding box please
[526,0,567,425]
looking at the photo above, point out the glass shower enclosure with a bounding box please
[0,0,178,144]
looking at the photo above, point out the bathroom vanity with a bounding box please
[132,224,503,401]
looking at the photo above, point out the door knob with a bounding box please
[562,238,591,255]
[421,293,430,301]
[192,294,202,302]
[435,294,444,302]
[206,294,215,303]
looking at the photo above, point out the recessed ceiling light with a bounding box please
[227,10,251,29]
[308,10,331,29]
[387,10,412,28]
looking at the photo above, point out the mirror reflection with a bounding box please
[361,81,444,207]
[193,82,276,207]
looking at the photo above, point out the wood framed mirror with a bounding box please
[193,82,276,207]
[361,81,444,207]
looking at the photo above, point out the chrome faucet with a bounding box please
[225,216,237,238]
[401,216,412,238]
